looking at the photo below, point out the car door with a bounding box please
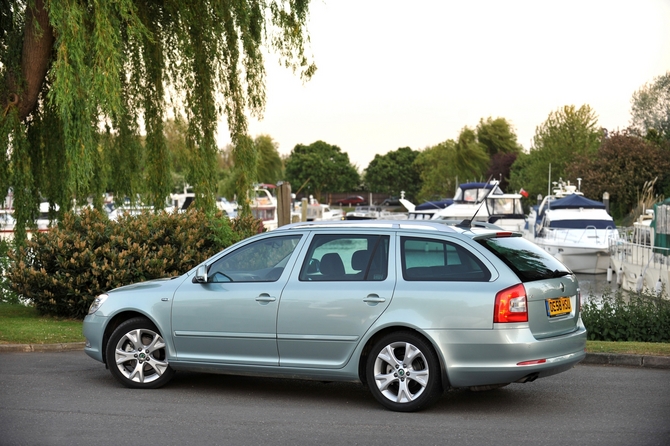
[171,234,304,365]
[276,231,395,368]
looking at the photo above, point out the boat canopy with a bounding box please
[538,194,605,222]
[548,194,606,210]
[415,199,453,211]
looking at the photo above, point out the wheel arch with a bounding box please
[357,325,450,390]
[101,311,160,365]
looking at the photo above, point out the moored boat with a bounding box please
[250,186,278,231]
[524,180,618,274]
[431,181,526,231]
[609,199,670,295]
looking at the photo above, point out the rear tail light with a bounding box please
[494,283,528,323]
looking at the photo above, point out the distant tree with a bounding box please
[568,130,670,220]
[364,147,421,201]
[284,141,360,202]
[414,140,456,202]
[453,127,491,181]
[413,130,489,202]
[630,72,670,141]
[509,105,601,198]
[486,152,518,192]
[255,135,284,185]
[476,117,523,157]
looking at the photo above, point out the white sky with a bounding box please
[217,0,670,170]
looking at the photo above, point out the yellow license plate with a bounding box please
[546,297,572,317]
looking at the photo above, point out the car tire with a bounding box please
[365,331,442,412]
[105,317,175,389]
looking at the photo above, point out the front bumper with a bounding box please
[82,313,109,363]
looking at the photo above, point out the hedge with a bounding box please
[7,208,261,319]
[581,288,670,343]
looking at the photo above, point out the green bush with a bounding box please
[0,238,20,304]
[581,288,670,343]
[7,208,261,319]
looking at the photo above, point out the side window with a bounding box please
[401,237,491,282]
[208,235,302,283]
[299,234,389,281]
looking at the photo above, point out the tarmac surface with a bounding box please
[1,341,669,369]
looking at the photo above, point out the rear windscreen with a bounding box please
[477,236,572,282]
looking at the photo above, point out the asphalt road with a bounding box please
[0,351,669,446]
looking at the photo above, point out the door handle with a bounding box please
[255,294,276,303]
[363,294,386,304]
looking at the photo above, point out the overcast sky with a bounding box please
[217,0,670,170]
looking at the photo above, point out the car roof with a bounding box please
[274,219,509,239]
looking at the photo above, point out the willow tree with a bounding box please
[0,0,315,240]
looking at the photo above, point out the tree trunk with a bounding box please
[5,0,53,121]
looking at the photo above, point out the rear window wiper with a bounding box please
[551,269,571,278]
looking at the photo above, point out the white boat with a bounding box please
[402,199,453,220]
[305,203,344,221]
[168,187,238,218]
[250,187,278,231]
[524,180,618,274]
[429,181,526,231]
[0,201,55,239]
[345,206,395,220]
[609,201,670,295]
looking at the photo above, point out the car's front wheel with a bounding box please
[366,332,442,412]
[106,317,175,389]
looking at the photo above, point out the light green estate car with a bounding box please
[83,220,586,412]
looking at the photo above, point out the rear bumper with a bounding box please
[427,320,587,387]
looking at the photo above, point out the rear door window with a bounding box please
[299,234,389,281]
[401,236,491,282]
[477,236,571,282]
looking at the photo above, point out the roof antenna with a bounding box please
[457,176,495,229]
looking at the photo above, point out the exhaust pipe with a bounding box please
[515,372,539,383]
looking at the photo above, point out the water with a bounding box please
[575,273,618,300]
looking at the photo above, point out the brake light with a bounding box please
[495,232,513,237]
[494,283,528,323]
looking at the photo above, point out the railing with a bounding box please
[543,226,618,245]
[609,236,670,273]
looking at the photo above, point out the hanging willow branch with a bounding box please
[0,0,315,241]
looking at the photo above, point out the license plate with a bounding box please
[546,297,572,317]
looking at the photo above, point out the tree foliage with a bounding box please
[476,117,522,157]
[486,152,518,192]
[413,127,490,202]
[568,130,670,220]
[217,134,283,208]
[630,71,670,141]
[364,147,421,201]
[509,105,601,199]
[284,140,360,202]
[0,0,315,241]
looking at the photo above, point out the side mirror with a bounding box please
[194,265,208,283]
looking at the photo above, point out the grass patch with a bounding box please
[0,303,84,345]
[586,340,670,356]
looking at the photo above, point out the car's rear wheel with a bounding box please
[366,332,442,412]
[106,317,175,389]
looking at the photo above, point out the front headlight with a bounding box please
[88,294,109,315]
